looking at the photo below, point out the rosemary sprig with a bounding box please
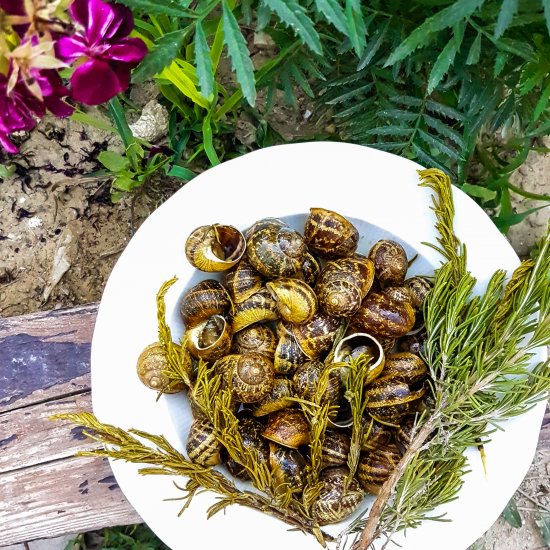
[347,171,550,549]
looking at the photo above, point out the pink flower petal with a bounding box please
[0,0,24,15]
[113,62,131,92]
[56,36,88,62]
[70,59,123,105]
[0,130,19,153]
[105,37,148,63]
[105,3,134,40]
[86,0,117,47]
[70,0,90,28]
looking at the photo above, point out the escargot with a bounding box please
[266,278,317,324]
[263,409,310,448]
[186,416,222,466]
[269,443,306,494]
[360,416,393,451]
[185,314,232,362]
[292,360,341,408]
[185,224,246,272]
[231,323,277,358]
[222,258,263,304]
[228,352,275,403]
[225,417,269,479]
[136,342,188,393]
[404,276,433,310]
[180,279,232,328]
[253,378,295,416]
[358,443,402,494]
[333,332,385,385]
[291,312,342,359]
[380,352,428,386]
[273,326,309,375]
[232,288,279,333]
[368,239,408,287]
[320,430,350,469]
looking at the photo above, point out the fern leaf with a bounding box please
[314,0,348,34]
[325,83,372,105]
[495,38,536,61]
[195,22,215,100]
[379,109,419,122]
[425,100,464,122]
[132,29,187,84]
[369,141,409,152]
[534,81,550,121]
[357,20,389,70]
[112,0,193,16]
[423,114,465,148]
[466,33,482,65]
[543,0,550,35]
[418,129,460,160]
[362,126,414,137]
[280,69,297,107]
[289,63,315,97]
[427,21,465,93]
[385,0,485,66]
[411,141,450,173]
[494,0,518,39]
[391,95,423,108]
[345,0,367,57]
[262,0,322,54]
[331,101,371,119]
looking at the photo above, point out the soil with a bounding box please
[0,91,548,549]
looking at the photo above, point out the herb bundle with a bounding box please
[55,168,550,549]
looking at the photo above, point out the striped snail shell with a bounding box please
[230,352,275,403]
[292,360,341,408]
[368,239,408,287]
[185,224,246,272]
[316,257,375,318]
[304,207,359,259]
[266,278,317,324]
[185,314,232,363]
[222,258,263,304]
[360,416,393,452]
[380,352,428,386]
[404,276,433,310]
[180,279,232,328]
[246,219,306,278]
[262,409,310,448]
[273,326,309,375]
[231,288,278,333]
[136,342,187,393]
[311,467,364,525]
[291,312,342,359]
[398,331,426,356]
[253,378,295,416]
[298,252,321,286]
[231,323,277,358]
[357,443,402,494]
[269,443,306,494]
[186,416,222,467]
[225,417,269,480]
[396,415,417,450]
[321,430,350,469]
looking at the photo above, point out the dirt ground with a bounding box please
[0,97,548,548]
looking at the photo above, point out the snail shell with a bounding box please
[230,352,275,403]
[360,416,393,451]
[304,207,359,259]
[311,467,365,525]
[231,323,277,358]
[186,416,222,466]
[317,257,375,318]
[381,352,428,386]
[321,430,350,469]
[292,360,341,407]
[186,314,232,362]
[291,312,342,359]
[396,416,417,450]
[185,224,246,272]
[351,290,415,338]
[222,258,263,304]
[357,443,402,494]
[368,240,408,287]
[404,276,432,310]
[398,331,427,356]
[269,443,306,494]
[333,332,385,386]
[266,278,317,324]
[253,378,295,416]
[231,288,278,333]
[262,409,310,448]
[180,279,232,328]
[225,417,269,480]
[273,327,309,375]
[136,342,187,393]
[247,219,306,278]
[298,252,321,286]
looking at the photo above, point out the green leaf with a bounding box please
[256,3,272,30]
[132,30,187,84]
[385,0,485,66]
[427,20,465,93]
[362,126,414,137]
[222,0,256,105]
[202,112,220,166]
[418,129,460,160]
[534,81,550,121]
[494,0,518,39]
[98,151,130,173]
[357,21,389,70]
[493,206,547,231]
[111,0,193,18]
[494,51,507,77]
[241,0,253,24]
[314,0,347,34]
[194,22,215,100]
[345,0,367,57]
[425,100,464,122]
[495,38,536,61]
[460,183,497,202]
[543,0,550,35]
[167,165,196,180]
[535,513,550,546]
[113,174,141,192]
[262,0,322,54]
[289,64,314,97]
[501,498,522,528]
[466,32,481,65]
[423,114,465,148]
[0,163,16,179]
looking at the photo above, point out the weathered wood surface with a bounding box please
[0,304,140,547]
[0,304,548,546]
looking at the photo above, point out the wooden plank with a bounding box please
[0,304,97,413]
[0,455,142,546]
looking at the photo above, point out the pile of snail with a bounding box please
[137,208,432,526]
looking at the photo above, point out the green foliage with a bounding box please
[66,524,168,550]
[501,497,522,528]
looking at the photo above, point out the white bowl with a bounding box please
[91,142,546,550]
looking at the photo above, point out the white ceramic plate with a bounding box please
[91,142,546,550]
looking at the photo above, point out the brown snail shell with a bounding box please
[231,288,278,333]
[180,279,232,328]
[321,430,350,468]
[186,416,222,466]
[185,224,246,272]
[246,219,306,278]
[262,409,310,448]
[311,466,365,525]
[222,258,263,304]
[253,378,295,416]
[266,278,317,324]
[333,332,385,386]
[298,252,321,286]
[225,417,269,480]
[360,416,393,451]
[230,352,275,403]
[368,240,408,287]
[380,352,428,386]
[317,257,375,318]
[273,327,309,375]
[357,443,402,494]
[231,323,277,358]
[398,331,426,356]
[291,312,342,359]
[304,207,359,259]
[136,342,187,393]
[185,314,232,362]
[396,415,417,450]
[404,276,433,310]
[351,289,415,338]
[365,378,426,425]
[269,443,306,494]
[292,360,341,408]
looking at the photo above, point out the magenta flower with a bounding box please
[56,0,147,105]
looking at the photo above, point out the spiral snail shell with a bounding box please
[298,252,321,286]
[263,409,310,448]
[186,416,222,466]
[360,416,393,451]
[180,279,232,328]
[404,276,433,310]
[229,352,275,403]
[380,352,428,386]
[222,258,263,304]
[185,224,246,272]
[291,312,342,360]
[320,430,350,469]
[225,417,269,480]
[266,278,317,324]
[253,378,295,416]
[273,326,309,375]
[269,443,306,494]
[357,443,402,494]
[231,323,277,358]
[368,239,408,287]
[185,314,232,362]
[292,360,341,408]
[231,288,279,333]
[136,342,187,393]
